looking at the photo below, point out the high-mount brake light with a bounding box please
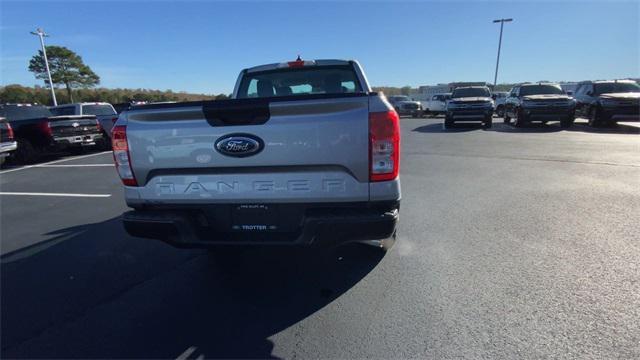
[278,56,316,68]
[369,110,400,182]
[288,60,305,68]
[111,125,138,186]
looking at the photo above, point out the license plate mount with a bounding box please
[231,204,279,232]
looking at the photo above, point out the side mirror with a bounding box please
[566,91,573,96]
[586,91,593,96]
[491,94,497,100]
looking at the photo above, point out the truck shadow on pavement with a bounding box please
[412,123,482,133]
[568,122,640,135]
[490,121,640,134]
[1,216,384,359]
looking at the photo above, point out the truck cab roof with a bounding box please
[244,59,354,73]
[50,102,112,107]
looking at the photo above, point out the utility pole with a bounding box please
[30,28,57,106]
[492,18,513,87]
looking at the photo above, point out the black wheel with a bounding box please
[483,117,493,129]
[443,117,454,129]
[560,116,575,128]
[97,133,112,151]
[588,107,601,127]
[504,113,511,124]
[514,108,528,127]
[497,105,505,117]
[14,139,40,164]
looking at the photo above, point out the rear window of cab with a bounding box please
[237,65,363,98]
[82,104,116,116]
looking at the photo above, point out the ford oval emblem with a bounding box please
[215,134,264,158]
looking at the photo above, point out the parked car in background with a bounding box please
[504,83,575,128]
[50,102,118,140]
[492,91,509,117]
[423,93,451,117]
[116,58,400,252]
[0,117,17,166]
[444,86,494,129]
[388,95,423,117]
[574,80,640,127]
[1,104,104,164]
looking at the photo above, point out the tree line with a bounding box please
[0,84,229,106]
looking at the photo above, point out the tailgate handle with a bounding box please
[203,99,271,126]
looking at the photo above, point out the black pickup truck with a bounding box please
[0,117,17,166]
[504,83,576,128]
[0,104,105,163]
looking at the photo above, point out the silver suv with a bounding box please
[388,95,423,118]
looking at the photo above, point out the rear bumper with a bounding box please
[53,133,103,148]
[0,141,18,157]
[122,201,399,248]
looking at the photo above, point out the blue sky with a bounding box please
[1,1,638,94]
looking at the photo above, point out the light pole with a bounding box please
[492,18,513,87]
[30,28,57,106]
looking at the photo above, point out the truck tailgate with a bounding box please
[125,96,370,204]
[49,115,101,137]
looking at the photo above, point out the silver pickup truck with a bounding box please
[114,59,401,251]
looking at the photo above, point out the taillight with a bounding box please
[38,121,53,137]
[7,123,15,140]
[369,110,400,182]
[111,125,137,186]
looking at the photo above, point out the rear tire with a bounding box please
[496,105,505,117]
[443,117,454,129]
[14,139,40,164]
[514,108,528,127]
[588,107,602,127]
[504,113,511,124]
[97,135,112,151]
[560,116,575,129]
[483,116,493,129]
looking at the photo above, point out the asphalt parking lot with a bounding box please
[1,117,639,359]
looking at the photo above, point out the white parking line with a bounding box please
[0,151,112,175]
[0,192,111,198]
